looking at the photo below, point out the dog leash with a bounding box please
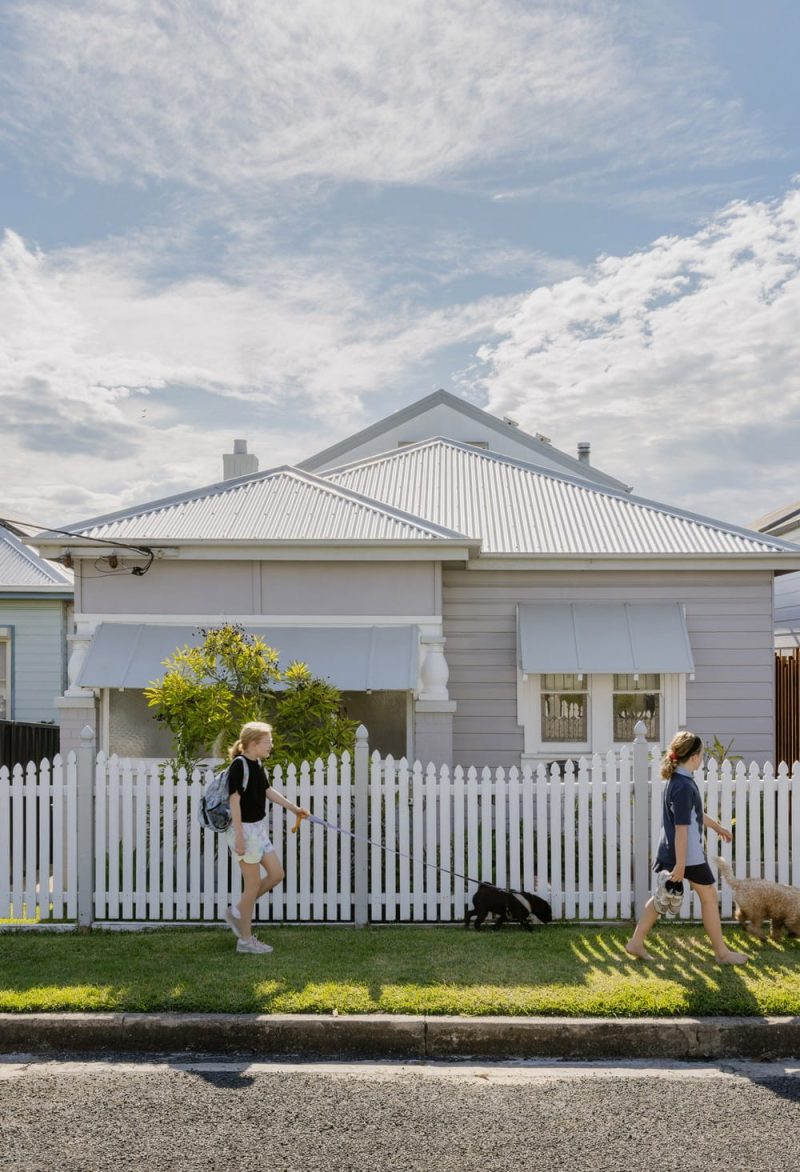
[291,809,520,894]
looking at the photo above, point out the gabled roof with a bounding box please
[752,499,800,538]
[0,524,74,592]
[299,388,631,492]
[33,467,472,547]
[322,438,800,559]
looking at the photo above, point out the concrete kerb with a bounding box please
[2,1014,800,1061]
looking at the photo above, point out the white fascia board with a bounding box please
[27,540,158,561]
[0,586,74,598]
[469,553,800,572]
[59,541,477,562]
[78,613,443,626]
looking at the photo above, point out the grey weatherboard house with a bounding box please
[29,391,800,768]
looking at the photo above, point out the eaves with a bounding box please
[466,552,800,572]
[47,539,481,563]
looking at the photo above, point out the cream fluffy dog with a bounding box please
[716,856,800,941]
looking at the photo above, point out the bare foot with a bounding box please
[625,941,653,961]
[715,950,748,965]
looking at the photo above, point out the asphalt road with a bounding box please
[2,1057,799,1172]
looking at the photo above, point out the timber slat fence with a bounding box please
[2,726,799,927]
[776,649,800,770]
[0,719,60,772]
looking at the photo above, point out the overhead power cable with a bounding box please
[0,515,155,577]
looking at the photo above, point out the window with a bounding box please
[518,670,684,762]
[340,691,409,758]
[106,689,174,759]
[0,632,10,719]
[612,674,661,742]
[540,674,588,743]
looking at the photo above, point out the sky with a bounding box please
[1,0,799,531]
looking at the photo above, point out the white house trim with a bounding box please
[517,669,686,764]
[77,613,445,630]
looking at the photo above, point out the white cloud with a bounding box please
[1,0,766,192]
[0,227,517,522]
[474,187,800,524]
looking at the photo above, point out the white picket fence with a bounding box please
[2,737,799,926]
[1,754,78,922]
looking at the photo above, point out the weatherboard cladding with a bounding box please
[443,567,776,768]
[324,440,788,557]
[66,470,463,544]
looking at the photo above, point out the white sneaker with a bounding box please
[666,881,685,915]
[225,907,242,939]
[236,936,273,955]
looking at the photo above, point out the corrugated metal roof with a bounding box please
[60,467,469,544]
[323,439,797,557]
[0,526,74,589]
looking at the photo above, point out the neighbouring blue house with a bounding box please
[0,523,73,725]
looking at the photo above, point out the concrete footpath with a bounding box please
[2,1013,800,1061]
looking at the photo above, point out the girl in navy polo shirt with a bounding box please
[625,730,747,965]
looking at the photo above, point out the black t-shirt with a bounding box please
[227,755,268,823]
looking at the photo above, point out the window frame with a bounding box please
[518,669,686,763]
[611,673,662,743]
[0,627,12,720]
[538,672,590,754]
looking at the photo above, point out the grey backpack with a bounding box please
[198,756,250,832]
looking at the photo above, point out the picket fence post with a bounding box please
[353,725,369,926]
[632,721,650,919]
[76,725,96,929]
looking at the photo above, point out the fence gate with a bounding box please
[776,649,800,767]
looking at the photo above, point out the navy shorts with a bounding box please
[654,860,716,887]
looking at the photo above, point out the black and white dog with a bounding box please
[464,882,552,931]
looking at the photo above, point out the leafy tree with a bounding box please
[144,624,357,773]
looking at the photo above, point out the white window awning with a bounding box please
[78,623,419,691]
[517,603,694,674]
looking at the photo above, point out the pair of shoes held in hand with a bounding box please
[653,870,684,917]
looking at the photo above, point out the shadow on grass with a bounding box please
[569,923,800,1017]
[1,924,799,1017]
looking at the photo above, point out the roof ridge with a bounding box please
[298,389,631,491]
[36,465,473,545]
[323,438,800,553]
[280,467,472,541]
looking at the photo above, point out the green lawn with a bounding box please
[2,923,800,1017]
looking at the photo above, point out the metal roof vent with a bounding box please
[577,442,591,463]
[223,439,259,480]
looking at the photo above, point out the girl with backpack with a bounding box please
[224,720,309,954]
